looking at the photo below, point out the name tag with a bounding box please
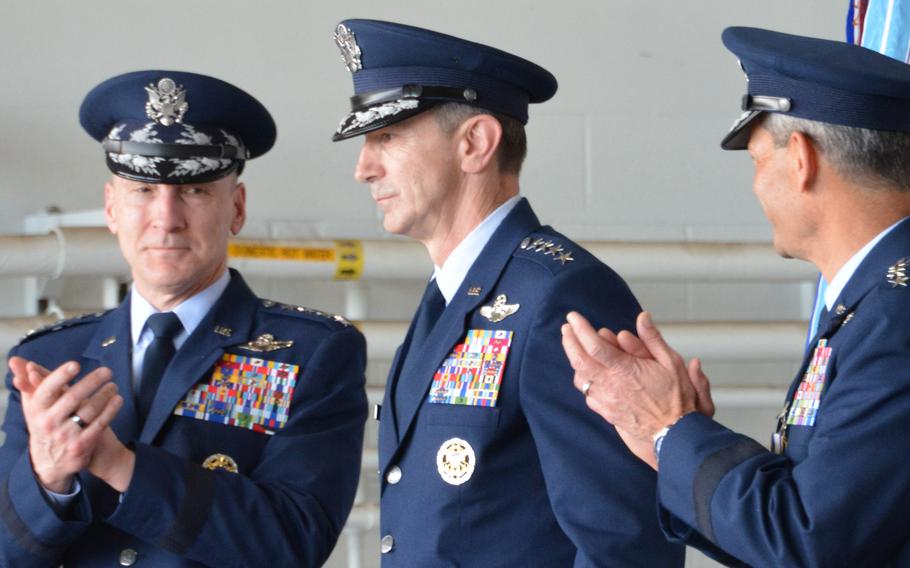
[786,339,831,427]
[428,329,513,407]
[174,353,300,434]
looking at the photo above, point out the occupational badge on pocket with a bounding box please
[202,453,239,473]
[427,329,513,407]
[436,437,475,486]
[173,353,300,434]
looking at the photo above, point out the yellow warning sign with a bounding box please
[228,240,364,280]
[334,240,363,280]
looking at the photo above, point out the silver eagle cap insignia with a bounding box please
[479,294,520,323]
[334,23,363,73]
[238,334,294,353]
[145,77,189,126]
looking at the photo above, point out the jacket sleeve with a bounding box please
[105,326,368,568]
[657,294,910,566]
[519,265,686,567]
[0,345,93,568]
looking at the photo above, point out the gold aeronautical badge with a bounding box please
[202,453,238,473]
[479,294,520,323]
[436,437,476,486]
[238,334,294,353]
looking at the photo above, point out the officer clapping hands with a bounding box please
[7,357,130,493]
[561,311,714,469]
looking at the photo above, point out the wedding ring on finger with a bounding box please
[69,414,88,429]
[581,381,592,397]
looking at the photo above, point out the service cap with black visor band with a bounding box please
[330,19,557,141]
[721,26,910,150]
[80,70,276,184]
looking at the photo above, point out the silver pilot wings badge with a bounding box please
[479,294,520,323]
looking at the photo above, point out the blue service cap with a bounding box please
[80,70,276,183]
[331,19,557,141]
[721,27,910,150]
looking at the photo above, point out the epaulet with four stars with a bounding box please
[260,299,353,327]
[514,234,576,271]
[19,312,106,345]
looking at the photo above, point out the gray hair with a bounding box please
[763,113,910,192]
[433,103,527,175]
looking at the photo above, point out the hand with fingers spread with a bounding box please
[8,356,123,493]
[561,311,712,468]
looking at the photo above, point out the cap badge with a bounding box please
[238,333,294,353]
[479,294,520,323]
[334,23,363,73]
[145,77,188,126]
[202,453,238,473]
[436,437,475,486]
[887,257,909,287]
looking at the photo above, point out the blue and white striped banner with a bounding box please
[855,0,910,62]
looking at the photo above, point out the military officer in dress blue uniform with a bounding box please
[331,20,685,567]
[563,27,910,567]
[0,70,367,567]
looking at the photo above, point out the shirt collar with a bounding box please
[433,195,521,304]
[824,216,908,309]
[130,269,231,345]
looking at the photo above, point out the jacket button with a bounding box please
[119,548,138,566]
[386,465,402,484]
[381,534,395,554]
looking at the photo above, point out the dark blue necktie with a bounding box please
[138,312,182,424]
[410,279,446,351]
[393,280,446,420]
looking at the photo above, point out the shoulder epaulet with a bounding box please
[514,235,576,271]
[260,299,353,327]
[886,256,909,288]
[19,312,105,345]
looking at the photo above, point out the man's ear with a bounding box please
[103,180,118,235]
[787,130,819,194]
[457,114,502,174]
[230,181,247,236]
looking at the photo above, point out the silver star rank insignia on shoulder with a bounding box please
[480,294,520,323]
[887,257,909,287]
[238,334,294,353]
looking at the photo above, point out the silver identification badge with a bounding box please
[145,77,188,126]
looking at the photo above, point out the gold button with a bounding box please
[386,466,402,485]
[119,548,138,566]
[380,534,395,554]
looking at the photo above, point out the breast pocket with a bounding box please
[425,404,501,429]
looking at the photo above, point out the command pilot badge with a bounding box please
[145,77,188,126]
[436,437,476,486]
[479,294,520,323]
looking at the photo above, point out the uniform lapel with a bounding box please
[139,271,258,443]
[382,199,540,471]
[82,299,139,443]
[786,218,910,402]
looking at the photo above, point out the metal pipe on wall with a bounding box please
[0,229,818,283]
[0,318,806,362]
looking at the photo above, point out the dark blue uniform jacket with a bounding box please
[377,199,685,567]
[658,218,910,567]
[0,270,367,567]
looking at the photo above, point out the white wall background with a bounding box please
[0,1,845,566]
